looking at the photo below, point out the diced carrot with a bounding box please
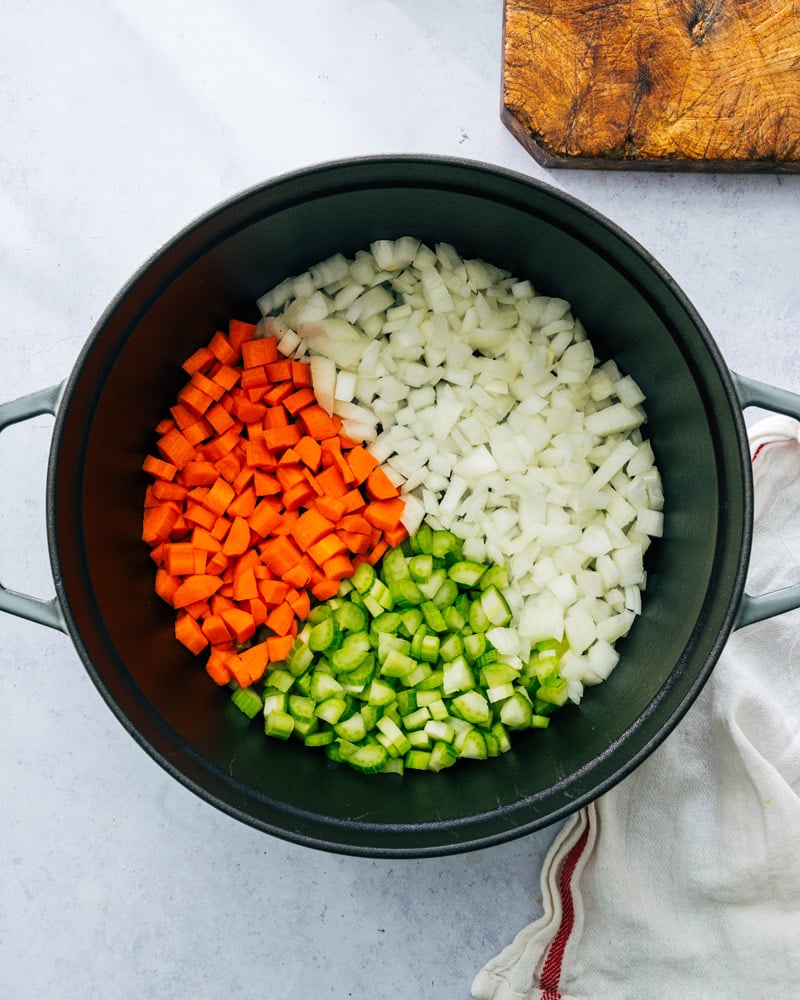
[263,380,295,406]
[345,445,378,485]
[311,578,342,601]
[367,539,389,565]
[248,598,268,626]
[306,533,347,567]
[266,635,294,663]
[245,437,276,469]
[266,601,296,636]
[258,578,290,606]
[363,498,406,532]
[290,508,335,550]
[285,587,311,620]
[211,515,232,541]
[206,402,237,436]
[249,499,284,537]
[291,360,312,387]
[240,365,268,391]
[232,466,255,495]
[383,523,409,548]
[366,466,400,500]
[182,418,213,447]
[232,565,259,602]
[265,359,293,382]
[151,480,188,503]
[242,337,279,368]
[313,465,348,498]
[294,436,322,471]
[183,460,219,487]
[220,606,256,644]
[177,382,214,417]
[170,403,200,431]
[142,503,181,546]
[172,574,223,609]
[157,427,196,469]
[206,551,229,575]
[183,502,217,530]
[282,560,312,589]
[260,534,302,575]
[201,614,232,646]
[282,480,315,511]
[175,612,209,654]
[211,363,240,392]
[142,454,178,481]
[278,447,301,467]
[338,514,373,535]
[154,568,180,604]
[230,394,267,423]
[299,405,339,441]
[263,405,289,429]
[264,424,302,451]
[321,553,355,580]
[208,331,239,366]
[227,485,256,519]
[202,477,236,516]
[276,464,306,491]
[284,387,316,416]
[338,530,372,554]
[253,471,281,497]
[238,641,269,683]
[163,542,197,577]
[190,370,226,402]
[155,418,176,436]
[214,451,242,484]
[205,648,233,685]
[228,319,257,353]
[182,346,215,376]
[202,424,243,462]
[226,653,253,688]
[222,516,251,557]
[313,494,347,521]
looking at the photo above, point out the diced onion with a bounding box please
[256,240,665,699]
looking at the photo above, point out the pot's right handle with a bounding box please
[732,372,800,629]
[0,383,67,632]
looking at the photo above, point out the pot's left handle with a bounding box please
[0,383,67,632]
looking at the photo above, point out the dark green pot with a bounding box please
[3,156,800,857]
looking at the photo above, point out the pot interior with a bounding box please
[49,157,750,856]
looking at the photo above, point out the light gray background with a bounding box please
[2,3,799,998]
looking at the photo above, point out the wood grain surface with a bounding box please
[502,0,800,170]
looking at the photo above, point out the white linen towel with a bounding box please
[473,416,800,1000]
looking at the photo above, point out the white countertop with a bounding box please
[2,4,799,998]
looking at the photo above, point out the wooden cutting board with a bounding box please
[502,0,800,171]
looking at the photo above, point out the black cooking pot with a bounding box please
[3,156,800,858]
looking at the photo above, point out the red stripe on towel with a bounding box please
[539,816,592,1000]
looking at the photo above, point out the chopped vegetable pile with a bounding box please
[142,238,664,775]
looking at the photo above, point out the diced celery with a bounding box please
[499,690,534,729]
[459,729,488,760]
[314,696,348,724]
[448,560,488,587]
[428,740,458,772]
[438,632,464,662]
[231,686,263,719]
[404,749,433,770]
[347,743,390,774]
[264,710,295,740]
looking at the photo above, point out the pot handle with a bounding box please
[732,371,800,629]
[0,383,67,632]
